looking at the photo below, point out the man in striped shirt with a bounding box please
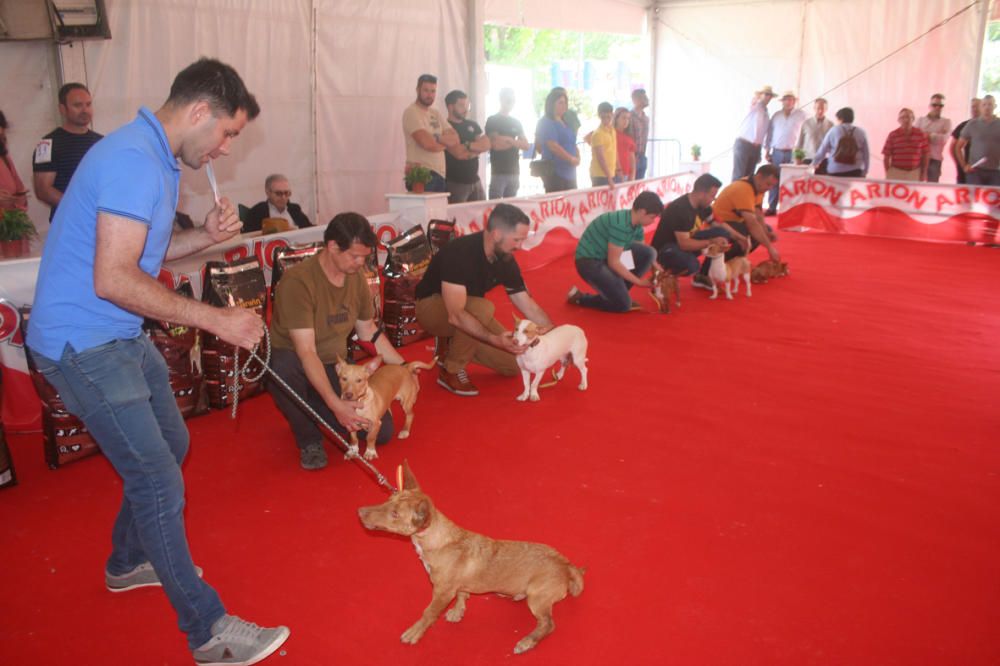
[882,108,929,181]
[32,83,103,220]
[567,191,663,312]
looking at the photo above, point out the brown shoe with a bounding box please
[437,367,479,396]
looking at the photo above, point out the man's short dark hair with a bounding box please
[444,90,467,106]
[58,83,89,106]
[693,173,722,192]
[417,74,437,86]
[486,203,530,232]
[756,164,780,179]
[166,58,260,120]
[324,212,377,251]
[632,191,664,216]
[597,101,613,115]
[835,107,854,124]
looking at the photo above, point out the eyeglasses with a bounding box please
[270,190,292,197]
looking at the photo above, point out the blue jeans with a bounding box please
[489,173,519,199]
[574,243,656,312]
[656,227,732,275]
[732,138,761,181]
[407,170,447,193]
[30,336,225,649]
[636,154,648,180]
[767,148,793,211]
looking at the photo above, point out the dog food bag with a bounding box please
[19,307,101,469]
[269,242,323,307]
[383,224,432,347]
[201,257,267,409]
[0,424,17,489]
[427,219,457,254]
[144,281,207,419]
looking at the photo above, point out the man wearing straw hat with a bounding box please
[732,85,777,181]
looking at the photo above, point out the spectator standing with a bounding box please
[796,98,834,165]
[443,89,490,203]
[956,95,1000,187]
[764,91,807,214]
[950,98,981,184]
[732,85,776,181]
[882,108,929,181]
[534,87,580,193]
[32,83,103,220]
[484,88,529,199]
[812,107,870,178]
[915,94,952,183]
[402,74,457,193]
[614,107,636,183]
[588,102,617,187]
[0,110,29,212]
[627,88,651,179]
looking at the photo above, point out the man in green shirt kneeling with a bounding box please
[567,191,663,312]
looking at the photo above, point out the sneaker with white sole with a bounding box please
[567,286,583,305]
[692,274,714,291]
[193,615,290,666]
[106,561,204,593]
[437,367,479,396]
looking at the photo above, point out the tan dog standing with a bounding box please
[512,318,588,402]
[649,267,680,313]
[358,462,585,655]
[725,255,752,298]
[334,356,435,460]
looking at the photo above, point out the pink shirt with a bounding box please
[0,155,28,211]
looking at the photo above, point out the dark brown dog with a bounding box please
[750,259,790,284]
[649,267,680,313]
[358,462,585,655]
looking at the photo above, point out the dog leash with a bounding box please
[228,328,397,494]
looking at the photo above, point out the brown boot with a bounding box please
[437,367,479,396]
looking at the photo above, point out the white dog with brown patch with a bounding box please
[512,318,588,402]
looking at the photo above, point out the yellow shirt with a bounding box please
[711,178,762,224]
[589,124,617,179]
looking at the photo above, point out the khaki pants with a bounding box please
[886,166,921,181]
[415,294,519,376]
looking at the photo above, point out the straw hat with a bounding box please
[756,85,777,97]
[780,90,797,100]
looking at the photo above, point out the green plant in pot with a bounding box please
[793,148,807,164]
[0,209,36,258]
[690,144,701,161]
[404,165,433,193]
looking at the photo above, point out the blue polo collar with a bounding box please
[137,106,180,173]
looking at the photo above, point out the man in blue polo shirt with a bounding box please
[26,58,289,665]
[567,191,663,312]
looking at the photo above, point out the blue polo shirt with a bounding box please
[27,107,181,360]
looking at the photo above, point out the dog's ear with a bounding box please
[334,355,347,372]
[512,314,522,328]
[364,355,383,375]
[411,498,431,532]
[402,459,421,491]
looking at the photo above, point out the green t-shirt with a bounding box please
[575,209,644,261]
[269,253,374,363]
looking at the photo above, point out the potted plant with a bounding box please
[404,165,433,193]
[793,148,806,165]
[690,144,702,161]
[0,209,36,258]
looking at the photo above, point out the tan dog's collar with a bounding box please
[528,338,541,348]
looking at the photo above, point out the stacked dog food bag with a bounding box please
[143,281,207,418]
[382,225,433,347]
[201,257,268,408]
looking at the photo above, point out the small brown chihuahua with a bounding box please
[358,461,585,655]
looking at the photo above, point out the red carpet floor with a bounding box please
[2,231,999,665]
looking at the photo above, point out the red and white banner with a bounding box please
[777,170,1000,243]
[0,173,695,430]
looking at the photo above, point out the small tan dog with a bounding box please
[358,462,585,655]
[512,318,588,402]
[725,255,752,298]
[334,356,436,460]
[750,259,790,284]
[649,267,680,313]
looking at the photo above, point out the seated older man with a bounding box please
[244,173,312,233]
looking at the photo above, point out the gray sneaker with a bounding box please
[692,274,714,291]
[193,615,290,666]
[299,443,327,470]
[106,561,204,593]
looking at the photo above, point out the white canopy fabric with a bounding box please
[653,0,985,180]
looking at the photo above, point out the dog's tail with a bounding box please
[405,357,438,374]
[567,565,586,597]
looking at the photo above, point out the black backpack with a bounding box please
[833,127,859,164]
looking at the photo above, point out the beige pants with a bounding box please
[886,166,921,181]
[415,294,519,376]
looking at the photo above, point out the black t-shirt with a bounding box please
[952,119,971,162]
[415,231,527,299]
[484,113,524,175]
[650,195,714,251]
[32,127,103,219]
[445,119,483,184]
